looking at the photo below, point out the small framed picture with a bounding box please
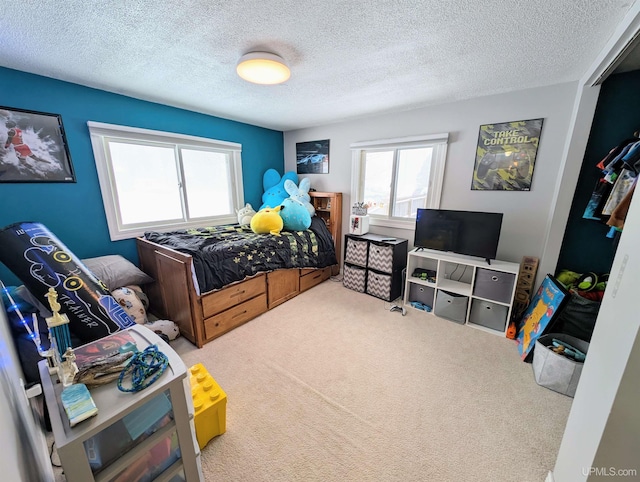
[296,139,329,174]
[0,106,76,183]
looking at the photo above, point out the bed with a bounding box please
[137,216,339,347]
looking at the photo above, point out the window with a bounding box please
[350,134,448,229]
[88,122,244,240]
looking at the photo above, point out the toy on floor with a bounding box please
[145,319,180,341]
[236,203,257,225]
[250,205,284,236]
[551,338,586,362]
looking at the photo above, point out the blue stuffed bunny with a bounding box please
[280,178,314,231]
[260,169,299,210]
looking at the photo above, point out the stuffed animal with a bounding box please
[260,169,298,209]
[250,205,284,236]
[280,178,314,231]
[285,178,315,216]
[145,319,180,341]
[236,203,256,225]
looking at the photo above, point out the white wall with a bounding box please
[552,176,640,481]
[284,82,579,268]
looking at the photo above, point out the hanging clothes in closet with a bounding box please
[583,132,640,234]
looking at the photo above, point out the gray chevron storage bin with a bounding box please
[366,271,392,300]
[343,264,367,293]
[344,238,368,267]
[367,243,394,273]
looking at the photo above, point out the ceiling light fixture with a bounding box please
[236,52,290,85]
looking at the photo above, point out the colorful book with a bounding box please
[60,383,98,427]
[74,330,137,367]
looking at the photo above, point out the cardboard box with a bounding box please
[532,333,589,398]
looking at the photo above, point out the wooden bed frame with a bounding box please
[137,237,335,348]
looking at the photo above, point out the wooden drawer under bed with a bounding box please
[138,234,336,347]
[300,266,331,292]
[202,274,266,318]
[204,293,268,340]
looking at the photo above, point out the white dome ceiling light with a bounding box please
[236,52,290,85]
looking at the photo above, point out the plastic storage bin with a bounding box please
[189,363,227,450]
[434,290,468,324]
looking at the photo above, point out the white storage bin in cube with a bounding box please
[345,238,368,267]
[469,299,509,332]
[343,264,366,293]
[532,333,589,398]
[473,268,516,304]
[434,290,468,324]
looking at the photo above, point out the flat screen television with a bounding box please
[414,209,503,262]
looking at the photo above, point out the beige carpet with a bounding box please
[173,279,572,482]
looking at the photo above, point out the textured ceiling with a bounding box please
[0,1,636,131]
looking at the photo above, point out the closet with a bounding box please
[556,69,640,276]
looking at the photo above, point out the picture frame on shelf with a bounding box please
[0,106,76,183]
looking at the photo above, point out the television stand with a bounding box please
[404,248,519,336]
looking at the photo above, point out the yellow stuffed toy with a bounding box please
[250,205,284,236]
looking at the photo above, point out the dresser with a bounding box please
[343,234,408,301]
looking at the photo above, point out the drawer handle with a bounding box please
[312,273,322,280]
[231,289,246,298]
[491,276,499,282]
[232,310,248,319]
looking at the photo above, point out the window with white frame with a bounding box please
[88,122,244,240]
[350,134,449,229]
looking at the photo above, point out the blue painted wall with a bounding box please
[0,67,284,286]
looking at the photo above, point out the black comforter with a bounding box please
[144,217,337,293]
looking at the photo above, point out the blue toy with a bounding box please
[410,301,432,312]
[260,169,298,210]
[280,178,314,231]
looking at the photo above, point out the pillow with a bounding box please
[111,286,148,324]
[81,255,153,291]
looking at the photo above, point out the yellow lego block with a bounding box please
[188,363,227,449]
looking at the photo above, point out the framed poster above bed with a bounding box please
[0,106,76,183]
